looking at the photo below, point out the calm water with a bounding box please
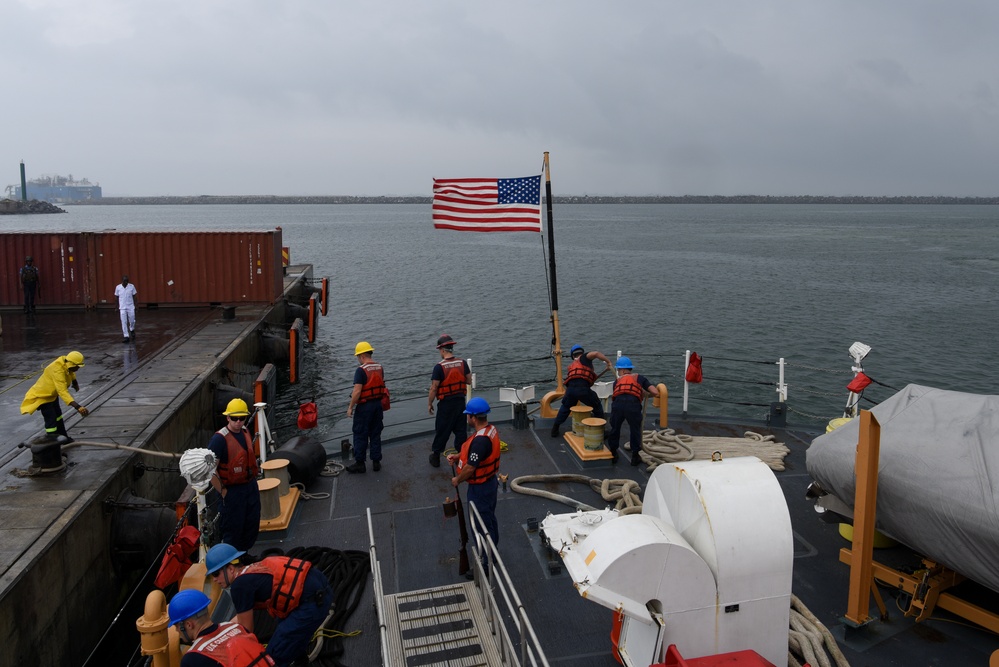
[41,203,999,442]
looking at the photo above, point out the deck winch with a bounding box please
[541,455,792,666]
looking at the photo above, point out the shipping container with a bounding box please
[1,230,283,308]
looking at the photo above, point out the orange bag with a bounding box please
[685,352,703,383]
[297,402,318,429]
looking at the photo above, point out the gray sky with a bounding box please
[4,1,998,197]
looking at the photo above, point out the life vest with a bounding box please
[457,424,500,485]
[153,525,201,589]
[241,556,312,619]
[436,357,467,400]
[20,265,38,284]
[565,357,597,386]
[358,363,387,404]
[613,374,645,401]
[188,621,275,666]
[216,427,259,486]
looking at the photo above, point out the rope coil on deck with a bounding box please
[510,474,643,515]
[788,594,851,667]
[634,428,791,471]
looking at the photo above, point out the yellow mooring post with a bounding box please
[843,409,886,626]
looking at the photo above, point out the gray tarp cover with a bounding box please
[806,384,999,593]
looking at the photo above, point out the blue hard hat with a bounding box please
[570,345,584,356]
[168,589,211,625]
[205,543,245,575]
[615,356,633,369]
[463,397,491,415]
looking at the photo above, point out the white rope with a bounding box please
[788,594,851,667]
[179,448,218,492]
[634,428,791,471]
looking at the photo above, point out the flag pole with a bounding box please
[544,152,565,397]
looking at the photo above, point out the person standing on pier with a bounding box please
[448,397,501,577]
[20,351,89,440]
[608,356,660,465]
[427,334,470,468]
[114,275,137,343]
[550,344,613,437]
[167,589,274,667]
[19,255,39,313]
[346,341,387,473]
[206,543,333,667]
[208,398,261,552]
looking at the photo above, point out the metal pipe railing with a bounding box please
[365,509,391,665]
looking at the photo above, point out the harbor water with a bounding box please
[15,202,999,447]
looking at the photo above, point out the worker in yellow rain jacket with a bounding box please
[20,351,89,440]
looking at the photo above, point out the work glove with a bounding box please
[77,406,89,417]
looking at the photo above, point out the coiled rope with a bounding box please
[788,594,851,667]
[635,428,791,471]
[510,474,643,515]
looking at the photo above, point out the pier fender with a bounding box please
[111,489,178,575]
[269,435,326,486]
[259,329,291,363]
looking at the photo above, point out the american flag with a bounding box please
[432,175,542,232]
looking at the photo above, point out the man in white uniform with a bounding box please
[114,275,138,343]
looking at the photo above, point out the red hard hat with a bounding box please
[436,334,456,349]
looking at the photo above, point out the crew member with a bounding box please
[20,351,89,440]
[206,543,334,667]
[167,588,274,667]
[19,255,39,313]
[427,334,470,467]
[447,397,500,577]
[608,356,660,465]
[208,398,261,552]
[115,275,138,343]
[346,341,387,473]
[550,344,613,437]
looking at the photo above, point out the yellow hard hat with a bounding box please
[65,351,85,367]
[354,341,374,356]
[223,398,250,416]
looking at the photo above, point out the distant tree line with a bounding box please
[72,194,999,205]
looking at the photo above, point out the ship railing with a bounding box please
[365,508,392,665]
[466,499,551,667]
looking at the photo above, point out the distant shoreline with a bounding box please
[67,194,999,205]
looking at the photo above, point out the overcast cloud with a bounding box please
[3,1,998,196]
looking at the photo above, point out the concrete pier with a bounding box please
[0,266,315,667]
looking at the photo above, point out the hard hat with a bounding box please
[25,255,33,262]
[205,543,246,575]
[223,398,250,416]
[570,345,584,357]
[168,589,211,626]
[65,351,85,367]
[463,397,491,415]
[615,356,633,370]
[436,334,456,349]
[354,341,374,356]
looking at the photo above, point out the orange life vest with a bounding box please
[216,428,258,486]
[358,363,387,404]
[613,374,645,401]
[565,357,597,385]
[188,621,275,666]
[457,424,500,484]
[436,357,467,400]
[241,556,312,619]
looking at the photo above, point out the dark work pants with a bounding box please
[220,481,261,552]
[608,400,643,457]
[352,400,383,462]
[552,385,604,428]
[431,395,467,454]
[267,568,334,667]
[23,283,37,312]
[467,476,499,571]
[39,400,68,437]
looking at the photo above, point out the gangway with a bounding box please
[367,506,550,667]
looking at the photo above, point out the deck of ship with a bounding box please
[259,413,999,666]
